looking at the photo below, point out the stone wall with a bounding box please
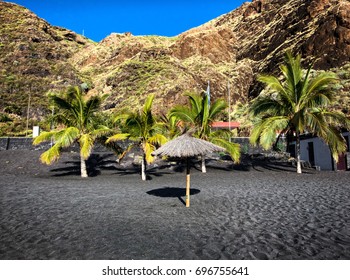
[0,137,42,151]
[0,137,284,155]
[0,137,130,153]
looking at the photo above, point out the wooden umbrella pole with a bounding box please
[186,158,190,207]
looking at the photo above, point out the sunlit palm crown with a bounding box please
[250,51,350,160]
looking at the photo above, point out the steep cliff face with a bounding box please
[1,0,350,133]
[217,0,350,72]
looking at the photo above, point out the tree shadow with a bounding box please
[249,159,317,174]
[205,156,316,174]
[147,187,200,205]
[113,164,172,180]
[50,153,117,177]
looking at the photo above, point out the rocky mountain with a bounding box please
[1,0,350,135]
[0,1,92,133]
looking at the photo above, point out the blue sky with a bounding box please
[8,0,247,42]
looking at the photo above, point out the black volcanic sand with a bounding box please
[0,150,349,260]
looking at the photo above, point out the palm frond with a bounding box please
[169,106,196,124]
[305,109,328,136]
[250,120,265,146]
[258,75,287,97]
[210,129,232,140]
[186,92,202,115]
[162,114,182,139]
[300,63,313,98]
[281,51,302,95]
[144,141,155,163]
[50,95,74,112]
[249,96,285,117]
[39,143,61,165]
[129,136,142,142]
[143,94,155,117]
[210,137,241,163]
[150,120,167,135]
[84,96,102,119]
[106,133,130,143]
[322,110,350,129]
[209,99,227,120]
[91,125,113,138]
[55,127,80,148]
[33,131,57,145]
[79,134,94,159]
[148,134,168,146]
[259,73,295,110]
[250,116,289,150]
[119,112,143,138]
[113,113,131,123]
[66,85,82,101]
[322,126,347,162]
[50,112,72,127]
[306,72,338,97]
[301,72,338,108]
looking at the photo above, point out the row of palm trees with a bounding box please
[33,51,350,177]
[33,86,240,179]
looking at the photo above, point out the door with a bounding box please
[289,144,296,158]
[337,135,349,171]
[337,154,346,170]
[307,142,315,166]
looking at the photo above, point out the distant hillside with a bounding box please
[1,0,349,135]
[0,1,92,134]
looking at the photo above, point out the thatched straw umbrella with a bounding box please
[152,133,225,207]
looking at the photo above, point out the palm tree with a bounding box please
[160,114,182,140]
[170,92,240,172]
[249,51,350,173]
[107,94,167,181]
[33,86,109,177]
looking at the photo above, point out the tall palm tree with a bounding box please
[33,86,109,177]
[170,92,240,172]
[107,94,167,181]
[250,51,350,173]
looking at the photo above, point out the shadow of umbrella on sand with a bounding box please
[147,187,200,206]
[152,133,224,207]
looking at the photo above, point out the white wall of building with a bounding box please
[290,132,350,171]
[301,137,333,170]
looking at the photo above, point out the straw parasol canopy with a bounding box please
[152,133,225,158]
[152,133,225,207]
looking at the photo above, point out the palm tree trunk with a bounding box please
[141,154,147,181]
[81,156,88,178]
[201,156,207,173]
[296,132,302,174]
[186,158,191,207]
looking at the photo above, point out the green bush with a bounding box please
[0,113,12,122]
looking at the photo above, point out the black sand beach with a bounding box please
[0,150,349,259]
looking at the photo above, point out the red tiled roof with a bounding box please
[211,121,240,128]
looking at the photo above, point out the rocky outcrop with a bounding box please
[219,0,350,72]
[171,25,237,64]
[0,2,91,120]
